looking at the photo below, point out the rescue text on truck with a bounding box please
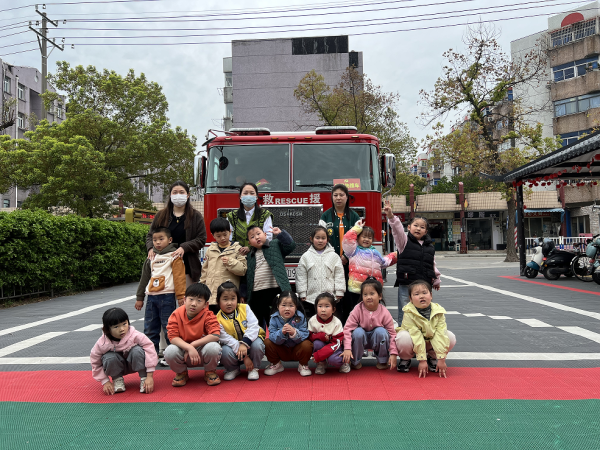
[193,126,397,283]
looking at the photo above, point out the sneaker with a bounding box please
[315,362,327,375]
[427,356,437,373]
[247,368,259,381]
[376,362,389,370]
[158,349,164,358]
[224,368,241,381]
[298,364,312,376]
[339,363,351,373]
[158,358,169,367]
[397,359,411,373]
[113,377,126,393]
[204,371,221,386]
[139,377,147,393]
[264,361,284,376]
[172,370,189,387]
[351,362,362,370]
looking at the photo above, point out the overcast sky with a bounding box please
[1,0,571,149]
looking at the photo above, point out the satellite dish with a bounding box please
[218,156,229,170]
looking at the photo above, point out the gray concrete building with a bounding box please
[1,59,65,210]
[221,35,363,131]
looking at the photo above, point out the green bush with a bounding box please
[0,209,148,294]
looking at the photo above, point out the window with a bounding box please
[559,129,591,146]
[573,18,596,40]
[571,215,590,235]
[17,84,24,100]
[506,87,513,101]
[225,103,233,118]
[552,19,596,48]
[224,72,232,87]
[17,113,24,129]
[553,57,599,81]
[3,76,10,93]
[555,94,600,117]
[2,199,9,208]
[56,104,63,119]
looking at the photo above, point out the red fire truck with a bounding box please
[194,126,397,282]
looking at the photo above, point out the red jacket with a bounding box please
[308,315,344,362]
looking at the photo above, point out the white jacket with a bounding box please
[296,244,346,304]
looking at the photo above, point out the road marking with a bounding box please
[488,316,513,320]
[448,353,600,360]
[386,306,398,310]
[516,319,553,328]
[384,285,471,289]
[558,326,600,344]
[0,295,135,337]
[463,313,485,317]
[0,332,67,357]
[442,274,600,321]
[499,276,600,296]
[73,324,102,332]
[0,356,90,364]
[445,311,462,314]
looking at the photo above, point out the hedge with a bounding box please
[0,210,148,295]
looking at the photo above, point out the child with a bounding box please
[246,225,296,329]
[200,217,248,313]
[164,283,223,387]
[342,278,398,370]
[342,220,397,322]
[216,281,266,381]
[384,200,441,326]
[264,291,313,377]
[90,307,158,395]
[135,227,186,356]
[296,226,345,318]
[308,292,348,374]
[395,281,456,378]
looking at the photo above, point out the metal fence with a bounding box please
[525,236,589,255]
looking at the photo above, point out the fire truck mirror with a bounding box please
[218,156,229,170]
[382,153,397,188]
[194,155,207,188]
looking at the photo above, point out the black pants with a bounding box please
[339,292,361,325]
[249,287,282,329]
[302,301,315,320]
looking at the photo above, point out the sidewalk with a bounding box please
[437,250,508,258]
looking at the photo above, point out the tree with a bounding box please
[431,175,501,194]
[1,63,196,217]
[0,95,16,134]
[420,24,561,261]
[294,67,417,172]
[394,173,428,197]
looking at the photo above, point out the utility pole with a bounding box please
[29,5,64,120]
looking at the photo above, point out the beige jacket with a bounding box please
[200,241,247,305]
[398,302,450,360]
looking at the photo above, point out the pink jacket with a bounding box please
[387,215,441,287]
[90,325,158,385]
[343,302,398,355]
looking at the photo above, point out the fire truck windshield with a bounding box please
[293,144,380,192]
[206,144,290,193]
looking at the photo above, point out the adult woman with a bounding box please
[226,182,274,255]
[146,181,207,287]
[319,183,361,323]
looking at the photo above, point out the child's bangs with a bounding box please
[102,308,129,335]
[359,226,375,239]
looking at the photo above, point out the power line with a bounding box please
[0,0,165,14]
[0,40,36,49]
[0,48,38,57]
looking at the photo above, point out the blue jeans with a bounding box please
[397,285,409,325]
[351,327,390,364]
[144,293,177,354]
[220,340,265,372]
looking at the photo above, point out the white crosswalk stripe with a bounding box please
[0,332,67,357]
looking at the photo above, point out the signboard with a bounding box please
[452,220,461,235]
[125,208,156,225]
[333,178,361,191]
[382,213,406,222]
[454,211,501,219]
[525,211,552,217]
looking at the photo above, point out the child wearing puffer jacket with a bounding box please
[296,226,345,318]
[342,220,397,317]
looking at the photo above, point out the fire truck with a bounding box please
[194,126,397,283]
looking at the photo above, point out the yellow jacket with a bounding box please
[397,302,450,360]
[200,241,247,305]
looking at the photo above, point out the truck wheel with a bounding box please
[542,269,560,280]
[524,267,538,278]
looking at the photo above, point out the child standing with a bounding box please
[384,200,441,326]
[216,281,266,381]
[342,220,397,323]
[308,292,348,374]
[246,225,296,329]
[296,226,345,318]
[342,278,398,370]
[135,227,186,356]
[395,281,456,377]
[90,308,158,395]
[200,218,248,313]
[164,283,223,387]
[264,291,313,377]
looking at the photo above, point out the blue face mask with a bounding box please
[241,195,257,207]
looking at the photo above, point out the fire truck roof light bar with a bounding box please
[315,126,358,135]
[229,128,271,136]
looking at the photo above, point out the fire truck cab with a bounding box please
[194,126,397,283]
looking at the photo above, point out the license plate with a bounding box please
[286,267,296,280]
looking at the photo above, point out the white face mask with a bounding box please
[171,194,188,207]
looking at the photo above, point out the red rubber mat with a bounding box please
[1,367,598,403]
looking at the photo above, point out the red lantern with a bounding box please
[512,181,516,188]
[523,205,527,209]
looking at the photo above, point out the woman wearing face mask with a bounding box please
[146,181,207,287]
[226,182,274,255]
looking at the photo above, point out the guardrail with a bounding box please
[525,236,589,255]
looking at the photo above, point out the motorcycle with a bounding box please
[571,235,600,284]
[540,239,576,280]
[525,237,544,278]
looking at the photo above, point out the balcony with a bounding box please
[551,69,600,101]
[553,107,600,136]
[223,86,232,104]
[548,33,600,67]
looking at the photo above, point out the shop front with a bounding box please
[523,209,563,239]
[420,212,455,251]
[454,211,505,250]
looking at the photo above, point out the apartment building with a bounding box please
[220,35,363,131]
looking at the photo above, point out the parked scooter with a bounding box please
[525,237,544,278]
[540,239,575,280]
[571,235,600,284]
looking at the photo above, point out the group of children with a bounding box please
[91,202,454,394]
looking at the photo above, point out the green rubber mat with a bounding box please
[2,400,599,449]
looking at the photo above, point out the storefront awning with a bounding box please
[516,208,565,223]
